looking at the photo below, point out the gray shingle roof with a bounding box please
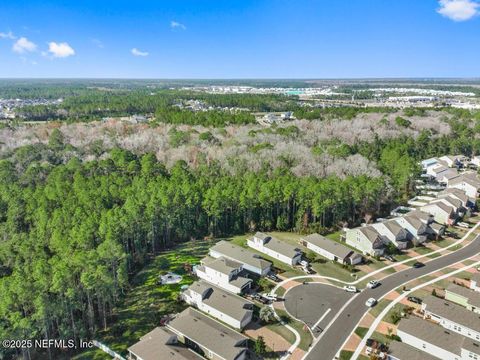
[423,295,480,333]
[205,257,243,276]
[446,283,480,308]
[358,226,384,246]
[254,232,302,258]
[128,327,202,360]
[210,241,271,272]
[301,233,354,259]
[168,307,249,360]
[187,281,253,322]
[388,340,440,360]
[397,316,464,354]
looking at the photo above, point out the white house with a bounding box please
[247,232,302,266]
[183,281,253,330]
[396,316,480,360]
[421,157,440,171]
[437,168,459,185]
[167,307,251,360]
[194,257,252,294]
[209,241,271,276]
[448,173,480,199]
[438,188,474,209]
[393,213,433,245]
[420,202,456,225]
[128,327,203,360]
[422,295,480,341]
[344,226,388,256]
[471,155,480,168]
[428,163,448,178]
[300,233,362,265]
[439,155,465,168]
[371,220,410,250]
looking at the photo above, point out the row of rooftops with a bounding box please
[210,240,272,272]
[397,316,480,357]
[129,306,250,360]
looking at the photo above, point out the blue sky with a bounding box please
[0,0,479,78]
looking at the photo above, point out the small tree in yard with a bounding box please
[259,306,275,324]
[254,336,267,355]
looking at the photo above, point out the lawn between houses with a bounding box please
[73,239,214,359]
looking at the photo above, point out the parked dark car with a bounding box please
[412,262,424,268]
[407,296,422,304]
[384,255,397,262]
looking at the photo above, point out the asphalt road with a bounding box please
[284,283,352,336]
[304,234,480,360]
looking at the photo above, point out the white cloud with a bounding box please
[170,20,186,30]
[12,37,37,53]
[0,31,16,40]
[131,48,149,56]
[48,42,75,58]
[437,0,480,21]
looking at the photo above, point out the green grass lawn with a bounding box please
[73,239,215,359]
[369,299,392,318]
[274,309,313,351]
[311,260,364,282]
[339,350,354,360]
[354,327,368,338]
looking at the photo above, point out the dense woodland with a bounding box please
[2,82,480,358]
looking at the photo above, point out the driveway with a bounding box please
[284,283,353,336]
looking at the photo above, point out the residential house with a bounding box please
[128,327,203,360]
[471,274,480,292]
[445,283,480,314]
[247,232,302,266]
[182,281,253,330]
[396,316,480,360]
[194,257,252,294]
[438,168,459,185]
[300,233,362,265]
[438,188,475,209]
[471,155,480,168]
[439,155,465,168]
[344,226,388,256]
[167,307,251,360]
[448,173,480,198]
[387,340,440,360]
[422,295,480,341]
[209,241,272,276]
[420,201,456,225]
[429,164,448,179]
[371,220,410,250]
[431,195,465,215]
[421,157,440,171]
[394,213,434,245]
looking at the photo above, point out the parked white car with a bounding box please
[299,260,309,267]
[457,222,470,228]
[262,293,278,302]
[343,285,357,293]
[367,280,380,289]
[365,298,377,307]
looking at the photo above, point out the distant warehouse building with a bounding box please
[300,233,362,265]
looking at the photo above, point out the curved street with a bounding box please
[303,234,480,360]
